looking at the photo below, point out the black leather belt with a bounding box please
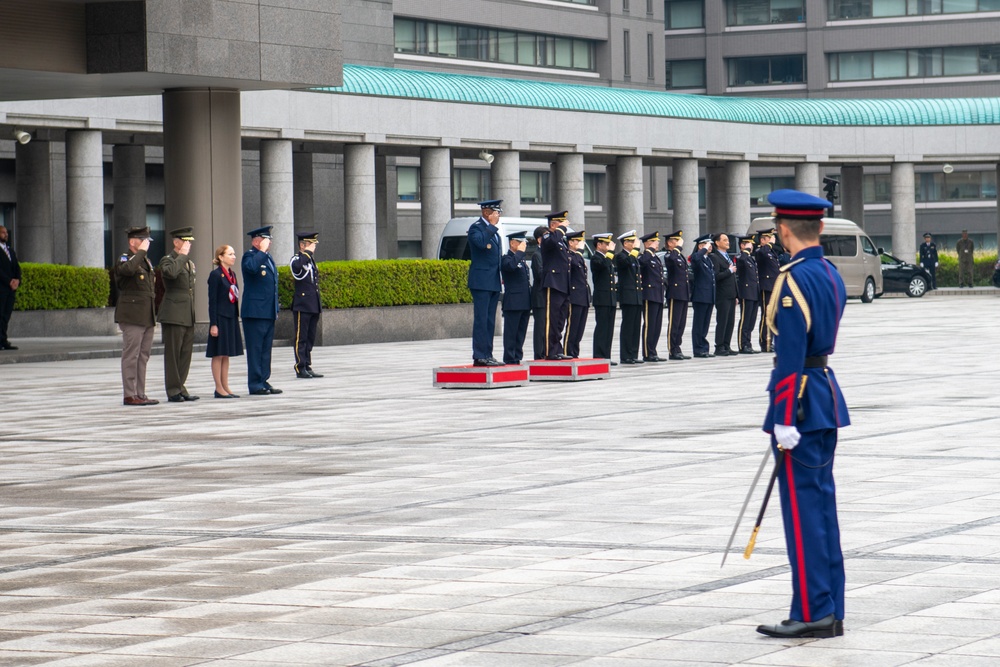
[774,355,828,368]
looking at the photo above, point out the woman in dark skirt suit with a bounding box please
[207,244,244,398]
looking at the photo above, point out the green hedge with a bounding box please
[278,259,472,309]
[932,252,997,287]
[13,263,111,311]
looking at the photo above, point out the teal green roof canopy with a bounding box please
[315,65,1000,127]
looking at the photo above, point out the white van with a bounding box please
[747,217,884,302]
[438,217,594,262]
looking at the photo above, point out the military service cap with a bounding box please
[169,227,195,241]
[923,232,933,238]
[296,231,319,244]
[640,231,660,243]
[666,230,683,241]
[247,226,273,239]
[478,199,503,212]
[506,231,527,240]
[566,230,585,242]
[694,233,712,245]
[591,232,614,244]
[767,189,829,219]
[126,226,151,239]
[545,210,569,222]
[617,229,638,242]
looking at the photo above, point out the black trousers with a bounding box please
[619,304,642,361]
[0,290,14,345]
[759,289,773,351]
[642,300,663,360]
[471,288,500,361]
[667,299,688,357]
[738,298,759,352]
[532,307,546,359]
[592,305,616,359]
[502,309,530,365]
[691,301,713,356]
[293,310,319,372]
[544,288,569,358]
[921,263,936,289]
[714,297,736,352]
[563,303,588,358]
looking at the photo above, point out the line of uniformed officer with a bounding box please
[736,235,761,354]
[615,230,643,364]
[638,231,666,362]
[500,230,531,365]
[539,211,573,360]
[755,228,781,352]
[663,230,690,361]
[590,232,618,364]
[290,231,324,379]
[562,230,591,359]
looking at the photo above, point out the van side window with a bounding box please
[861,236,878,256]
[821,235,858,257]
[439,237,471,260]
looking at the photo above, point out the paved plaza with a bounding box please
[0,294,999,666]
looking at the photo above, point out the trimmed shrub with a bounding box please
[278,259,472,309]
[13,263,111,310]
[934,252,998,287]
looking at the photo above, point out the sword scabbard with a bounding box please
[743,526,760,559]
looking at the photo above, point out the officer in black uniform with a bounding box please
[530,225,548,359]
[590,232,618,364]
[736,235,760,354]
[290,231,324,378]
[615,230,643,364]
[919,232,938,290]
[755,228,781,352]
[500,231,531,365]
[540,211,572,360]
[663,230,690,360]
[639,231,666,362]
[690,234,715,358]
[563,230,591,358]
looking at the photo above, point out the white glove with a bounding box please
[935,262,939,267]
[774,424,801,450]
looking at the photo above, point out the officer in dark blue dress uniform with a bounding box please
[590,233,618,363]
[563,230,591,358]
[530,226,548,359]
[919,232,938,289]
[638,231,666,362]
[615,230,643,364]
[755,229,781,352]
[540,211,572,360]
[290,231,323,379]
[663,230,690,360]
[690,234,715,357]
[241,226,282,395]
[467,199,503,366]
[756,189,851,640]
[500,231,531,365]
[736,235,760,354]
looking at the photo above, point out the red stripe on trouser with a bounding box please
[785,453,811,623]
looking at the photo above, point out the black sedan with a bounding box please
[880,253,932,297]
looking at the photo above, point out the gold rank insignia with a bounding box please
[782,296,793,308]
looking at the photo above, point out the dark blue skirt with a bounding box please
[206,315,244,357]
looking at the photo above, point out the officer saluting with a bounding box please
[590,233,618,364]
[468,199,504,366]
[663,230,690,361]
[756,189,851,640]
[615,230,643,364]
[241,226,282,396]
[499,231,531,365]
[563,230,590,359]
[638,231,666,362]
[736,235,760,354]
[290,231,323,379]
[115,226,159,405]
[158,227,199,402]
[755,228,781,352]
[540,211,572,360]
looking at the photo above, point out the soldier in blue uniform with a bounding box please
[663,230,690,360]
[563,230,591,358]
[540,211,572,360]
[590,233,618,364]
[530,226,548,359]
[690,234,715,358]
[755,228,781,352]
[290,231,323,379]
[500,231,531,365]
[736,235,760,354]
[467,199,504,366]
[241,226,283,395]
[639,231,666,362]
[919,232,938,290]
[756,189,851,640]
[615,230,643,365]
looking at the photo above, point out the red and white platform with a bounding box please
[432,364,529,389]
[527,358,611,382]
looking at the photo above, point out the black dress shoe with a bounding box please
[249,388,271,395]
[183,394,199,401]
[620,359,636,365]
[215,391,237,399]
[739,349,755,355]
[168,394,185,403]
[1,344,18,350]
[715,349,730,357]
[756,614,841,639]
[668,354,686,361]
[473,359,491,366]
[264,385,283,394]
[609,361,618,366]
[296,370,315,378]
[545,354,571,361]
[306,369,324,378]
[694,352,714,358]
[485,358,504,366]
[633,358,645,364]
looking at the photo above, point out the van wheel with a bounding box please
[861,278,875,303]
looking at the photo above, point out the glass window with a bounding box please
[453,169,490,202]
[624,30,631,78]
[729,55,805,85]
[861,236,878,255]
[943,0,977,11]
[436,24,458,57]
[584,173,601,205]
[397,166,420,201]
[982,0,1000,9]
[520,171,550,204]
[517,34,536,65]
[647,33,655,79]
[944,46,979,74]
[771,0,805,22]
[728,0,803,24]
[863,174,892,203]
[821,235,858,257]
[873,50,907,78]
[573,40,593,69]
[666,60,706,88]
[497,31,516,63]
[395,18,416,52]
[835,52,872,80]
[873,0,906,15]
[666,0,705,28]
[554,37,573,68]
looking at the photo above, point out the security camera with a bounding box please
[942,163,954,174]
[478,150,494,165]
[13,129,31,145]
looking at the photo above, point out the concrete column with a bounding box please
[996,164,1000,253]
[162,88,243,324]
[795,162,821,197]
[672,158,699,243]
[555,153,585,231]
[704,165,725,235]
[605,164,619,236]
[891,162,916,260]
[112,145,146,261]
[260,139,294,267]
[14,141,54,263]
[615,156,644,238]
[420,147,451,259]
[724,161,750,236]
[491,151,520,218]
[293,151,315,242]
[344,143,377,260]
[375,154,398,259]
[840,165,864,227]
[66,131,105,267]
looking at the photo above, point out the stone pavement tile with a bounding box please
[225,640,410,664]
[912,602,1000,620]
[661,591,790,611]
[863,614,1000,637]
[311,624,482,648]
[465,568,604,586]
[0,652,107,667]
[742,645,929,666]
[569,659,727,667]
[0,631,157,653]
[385,610,551,632]
[189,621,356,641]
[115,584,253,601]
[28,656,197,667]
[275,606,426,626]
[101,636,282,658]
[943,636,1000,657]
[903,656,1000,667]
[334,592,489,611]
[515,584,662,604]
[605,638,783,663]
[151,602,307,621]
[825,630,980,654]
[468,633,651,656]
[70,616,229,636]
[396,651,584,666]
[449,596,596,618]
[0,613,123,632]
[543,618,698,640]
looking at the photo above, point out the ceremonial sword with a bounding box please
[720,444,772,568]
[744,448,785,560]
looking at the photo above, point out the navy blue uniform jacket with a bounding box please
[615,250,642,306]
[690,247,715,305]
[664,248,690,301]
[639,249,665,303]
[591,251,618,308]
[540,228,571,293]
[290,251,321,314]
[736,250,759,301]
[755,244,781,291]
[467,217,501,292]
[567,251,591,306]
[530,252,545,309]
[240,248,279,320]
[500,249,531,312]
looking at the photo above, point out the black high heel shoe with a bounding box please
[214,391,236,399]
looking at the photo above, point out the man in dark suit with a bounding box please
[755,228,781,352]
[690,234,715,358]
[540,211,572,360]
[563,230,591,358]
[615,230,643,365]
[639,231,666,362]
[241,226,283,395]
[467,199,503,366]
[663,230,691,361]
[290,231,323,378]
[736,235,761,354]
[590,232,618,364]
[709,232,737,356]
[500,231,531,365]
[0,226,21,351]
[157,227,199,402]
[530,225,547,360]
[115,226,159,405]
